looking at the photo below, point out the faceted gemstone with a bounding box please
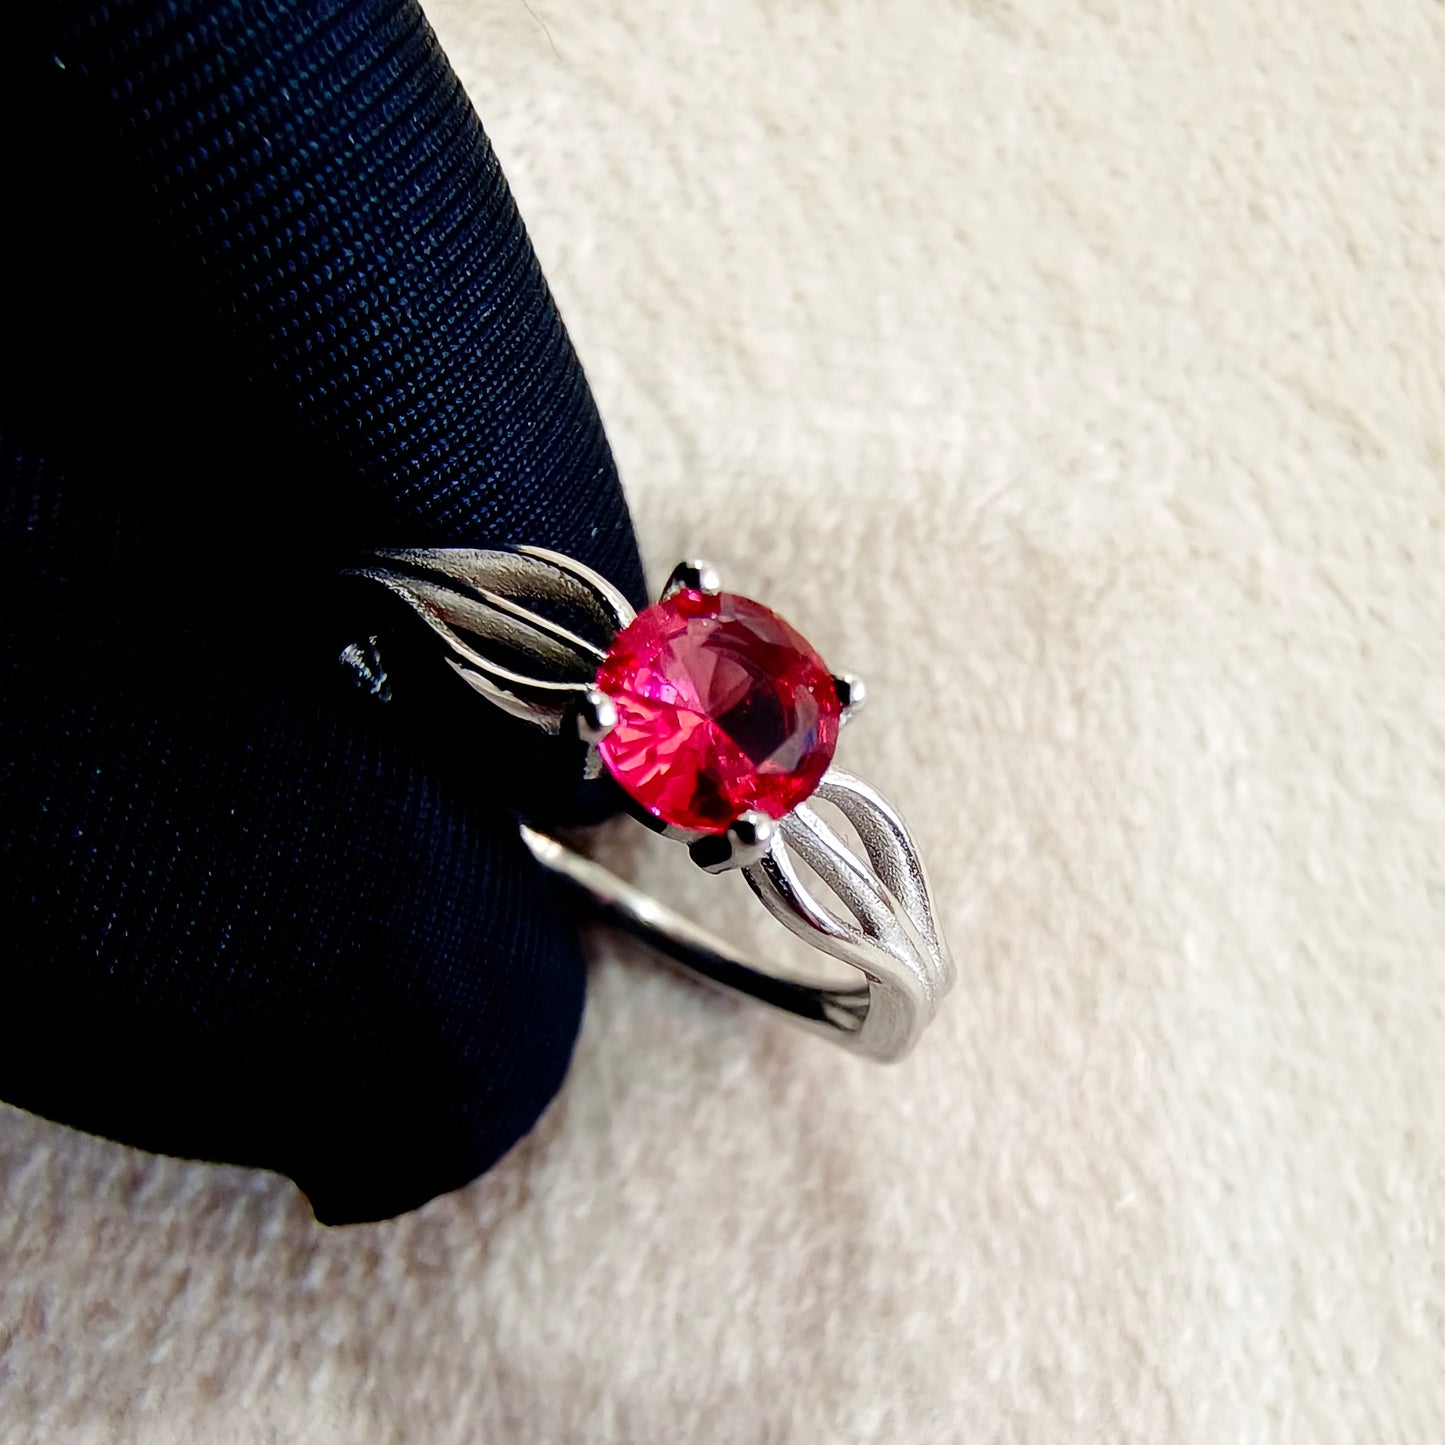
[595,589,842,834]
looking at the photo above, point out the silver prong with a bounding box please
[689,809,776,874]
[662,558,723,600]
[574,687,618,745]
[833,673,867,723]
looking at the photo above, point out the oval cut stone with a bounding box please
[595,589,842,834]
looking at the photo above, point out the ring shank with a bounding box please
[520,826,874,1041]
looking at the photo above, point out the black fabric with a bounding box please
[0,0,645,1223]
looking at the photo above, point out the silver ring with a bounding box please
[346,546,953,1062]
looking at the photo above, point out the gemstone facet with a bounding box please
[595,589,842,834]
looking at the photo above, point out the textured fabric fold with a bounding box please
[0,0,643,1222]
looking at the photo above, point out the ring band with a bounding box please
[347,546,954,1062]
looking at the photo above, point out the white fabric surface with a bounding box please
[3,1,1443,1440]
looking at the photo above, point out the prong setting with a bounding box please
[351,544,954,1061]
[833,672,867,723]
[688,809,776,874]
[574,686,619,745]
[662,558,723,600]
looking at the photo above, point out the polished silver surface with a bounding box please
[662,557,723,599]
[574,687,619,744]
[832,672,867,724]
[687,809,776,875]
[352,546,953,1062]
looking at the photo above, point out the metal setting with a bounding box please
[688,809,776,875]
[833,672,867,724]
[349,547,953,1062]
[662,558,723,599]
[574,687,619,744]
[343,546,635,733]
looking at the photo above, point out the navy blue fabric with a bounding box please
[0,0,645,1222]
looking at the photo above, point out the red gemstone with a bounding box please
[595,589,842,834]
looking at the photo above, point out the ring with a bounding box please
[346,547,954,1062]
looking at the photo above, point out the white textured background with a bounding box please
[3,1,1444,1440]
